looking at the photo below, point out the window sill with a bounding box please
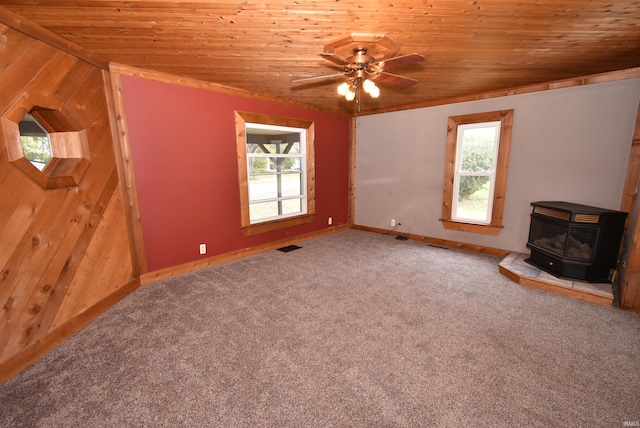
[440,219,503,236]
[241,213,315,236]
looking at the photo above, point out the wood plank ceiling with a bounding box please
[3,0,640,115]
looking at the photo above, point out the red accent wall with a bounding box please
[120,76,350,271]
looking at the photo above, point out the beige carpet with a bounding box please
[1,230,639,427]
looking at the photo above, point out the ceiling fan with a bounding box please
[292,33,425,104]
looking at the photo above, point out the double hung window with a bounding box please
[235,111,315,236]
[245,123,306,223]
[441,110,514,235]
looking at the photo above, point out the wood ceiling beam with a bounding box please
[0,6,109,70]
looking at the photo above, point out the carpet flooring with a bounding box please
[1,230,639,427]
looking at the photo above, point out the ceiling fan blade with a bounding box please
[377,53,425,70]
[373,71,418,88]
[321,52,347,65]
[292,72,345,83]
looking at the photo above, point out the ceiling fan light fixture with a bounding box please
[293,34,424,108]
[345,87,356,101]
[362,79,380,98]
[337,82,350,96]
[362,79,376,93]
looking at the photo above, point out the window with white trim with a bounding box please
[452,121,501,223]
[235,111,315,236]
[441,110,514,235]
[245,122,307,223]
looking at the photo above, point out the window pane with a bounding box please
[20,136,52,171]
[282,198,302,215]
[459,127,497,173]
[247,143,267,154]
[281,173,302,197]
[249,199,303,222]
[249,175,277,200]
[249,157,301,174]
[247,141,302,154]
[19,114,53,171]
[280,158,301,172]
[248,173,303,201]
[250,201,278,222]
[262,141,301,154]
[248,157,270,174]
[269,157,301,172]
[455,175,490,222]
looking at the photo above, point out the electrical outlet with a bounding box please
[391,219,396,227]
[199,243,206,255]
[328,217,333,225]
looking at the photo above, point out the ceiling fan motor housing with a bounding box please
[346,48,377,65]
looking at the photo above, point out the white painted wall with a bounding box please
[355,78,640,253]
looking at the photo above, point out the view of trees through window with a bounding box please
[454,124,499,222]
[19,114,53,171]
[246,126,306,223]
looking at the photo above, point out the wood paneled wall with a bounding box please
[0,23,139,382]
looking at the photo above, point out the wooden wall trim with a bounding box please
[619,101,640,313]
[0,278,141,385]
[358,67,640,116]
[348,116,357,225]
[352,224,511,258]
[620,102,640,214]
[109,63,349,117]
[141,225,350,284]
[0,6,109,71]
[104,70,148,274]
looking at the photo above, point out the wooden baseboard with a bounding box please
[0,224,506,385]
[141,225,350,284]
[352,224,511,257]
[0,278,141,385]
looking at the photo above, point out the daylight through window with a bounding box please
[246,123,307,224]
[235,111,315,236]
[441,110,514,235]
[452,121,501,223]
[19,113,53,171]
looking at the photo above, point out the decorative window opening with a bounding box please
[19,113,53,171]
[235,111,315,236]
[1,96,91,190]
[441,110,514,235]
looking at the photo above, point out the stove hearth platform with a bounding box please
[499,252,613,307]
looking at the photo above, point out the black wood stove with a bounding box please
[526,201,627,283]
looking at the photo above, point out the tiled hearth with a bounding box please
[499,252,613,307]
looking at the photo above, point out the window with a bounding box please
[441,110,514,235]
[246,123,306,222]
[1,96,90,190]
[19,113,53,171]
[235,111,315,236]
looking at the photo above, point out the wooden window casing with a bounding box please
[1,94,90,190]
[235,111,315,236]
[441,109,514,235]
